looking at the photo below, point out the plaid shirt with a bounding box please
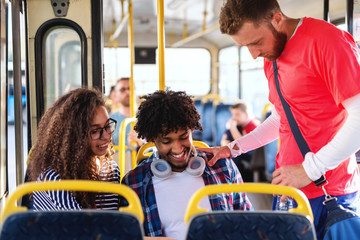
[121,151,253,237]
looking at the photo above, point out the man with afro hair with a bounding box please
[121,90,252,239]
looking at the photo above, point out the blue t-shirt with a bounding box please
[110,111,131,146]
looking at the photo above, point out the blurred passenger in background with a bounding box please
[105,85,118,113]
[110,77,144,150]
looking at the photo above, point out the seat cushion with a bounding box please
[186,211,316,240]
[0,210,143,240]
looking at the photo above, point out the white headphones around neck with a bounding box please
[150,154,205,179]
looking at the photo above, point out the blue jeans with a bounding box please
[272,191,360,239]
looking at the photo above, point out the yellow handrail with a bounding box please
[113,116,137,180]
[127,0,138,168]
[200,94,222,104]
[157,0,165,90]
[128,0,136,119]
[136,142,156,163]
[171,24,219,48]
[262,102,272,119]
[193,140,209,148]
[184,183,314,224]
[0,180,144,223]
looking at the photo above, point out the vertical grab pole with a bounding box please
[347,0,354,36]
[121,0,125,20]
[157,0,165,91]
[128,0,135,118]
[128,0,137,164]
[12,0,24,186]
[202,0,208,31]
[323,0,329,22]
[183,9,187,39]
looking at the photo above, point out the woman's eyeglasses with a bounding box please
[90,118,117,140]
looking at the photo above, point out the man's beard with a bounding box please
[120,99,130,107]
[268,26,287,61]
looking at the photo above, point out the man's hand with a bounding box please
[271,164,312,201]
[127,130,143,146]
[196,146,231,166]
[228,118,237,129]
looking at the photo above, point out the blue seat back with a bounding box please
[0,210,144,240]
[212,103,232,146]
[0,181,144,240]
[201,101,214,146]
[193,99,203,140]
[186,211,316,240]
[264,140,277,178]
[262,106,277,179]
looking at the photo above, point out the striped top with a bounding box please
[33,159,121,211]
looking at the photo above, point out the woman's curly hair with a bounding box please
[134,90,202,142]
[27,88,105,208]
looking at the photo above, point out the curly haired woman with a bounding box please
[27,88,120,210]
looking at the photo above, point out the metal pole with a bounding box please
[323,0,329,22]
[128,0,135,118]
[11,0,24,186]
[128,0,137,163]
[238,47,242,99]
[157,0,165,91]
[347,0,354,35]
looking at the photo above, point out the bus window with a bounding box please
[43,27,81,110]
[219,46,240,99]
[104,48,211,96]
[240,47,269,119]
[218,46,269,119]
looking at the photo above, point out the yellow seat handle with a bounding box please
[0,180,144,223]
[136,142,156,163]
[112,116,137,180]
[184,183,314,224]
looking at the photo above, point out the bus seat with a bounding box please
[136,142,156,164]
[262,103,277,180]
[201,100,215,146]
[261,103,273,122]
[113,116,137,182]
[192,98,203,141]
[184,183,316,240]
[212,103,232,146]
[251,103,278,182]
[193,140,209,148]
[264,140,277,179]
[0,180,145,240]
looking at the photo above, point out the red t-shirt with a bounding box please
[225,119,260,141]
[264,17,360,198]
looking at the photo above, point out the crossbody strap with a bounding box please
[272,61,310,157]
[273,61,327,187]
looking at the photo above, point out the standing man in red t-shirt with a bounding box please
[198,0,360,238]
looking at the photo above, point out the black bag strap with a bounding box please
[272,61,310,157]
[273,61,327,187]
